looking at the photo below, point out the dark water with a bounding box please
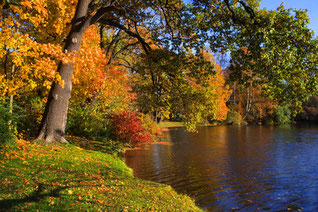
[124,125,318,211]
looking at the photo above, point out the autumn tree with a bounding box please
[132,49,231,131]
[2,0,316,143]
[0,0,79,134]
[40,0,318,142]
[297,96,318,122]
[71,25,135,112]
[36,0,198,143]
[132,49,214,129]
[227,3,317,114]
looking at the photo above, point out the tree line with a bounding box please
[0,0,317,145]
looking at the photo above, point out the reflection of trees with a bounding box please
[124,144,173,179]
[268,126,318,210]
[222,126,276,210]
[125,126,278,211]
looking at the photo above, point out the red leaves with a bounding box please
[110,111,152,146]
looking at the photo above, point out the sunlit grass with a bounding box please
[158,121,185,128]
[0,140,202,211]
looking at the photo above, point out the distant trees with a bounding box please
[228,4,317,112]
[132,49,230,131]
[298,96,318,122]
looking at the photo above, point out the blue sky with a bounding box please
[260,0,317,35]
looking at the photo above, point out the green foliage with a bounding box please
[138,113,161,136]
[275,105,291,125]
[0,101,15,146]
[66,105,110,141]
[226,110,243,125]
[297,96,318,121]
[228,4,317,112]
[0,100,21,146]
[133,49,215,131]
[17,96,44,137]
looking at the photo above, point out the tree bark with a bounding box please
[37,0,91,143]
[8,64,14,129]
[36,0,150,143]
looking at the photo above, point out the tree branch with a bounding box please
[108,41,139,65]
[224,0,246,27]
[98,19,151,54]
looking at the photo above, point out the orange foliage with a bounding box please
[0,1,134,112]
[202,50,231,121]
[72,26,135,112]
[0,0,77,99]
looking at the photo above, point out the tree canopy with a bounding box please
[0,0,317,142]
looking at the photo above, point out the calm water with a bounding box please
[125,125,318,211]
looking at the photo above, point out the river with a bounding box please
[124,124,318,211]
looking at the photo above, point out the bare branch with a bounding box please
[224,0,246,27]
[98,19,151,54]
[109,41,139,65]
[238,0,256,19]
[113,63,134,69]
[105,29,121,58]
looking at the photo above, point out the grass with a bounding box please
[158,121,215,129]
[158,122,185,128]
[0,139,202,211]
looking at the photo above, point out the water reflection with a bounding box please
[124,125,318,211]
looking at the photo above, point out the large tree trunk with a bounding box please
[37,0,91,143]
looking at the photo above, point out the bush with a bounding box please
[138,113,161,136]
[110,111,152,146]
[17,96,44,137]
[66,106,110,140]
[226,110,243,125]
[297,96,318,121]
[275,105,291,125]
[0,101,16,146]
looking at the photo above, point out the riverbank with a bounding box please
[158,121,185,128]
[158,121,216,129]
[0,139,202,211]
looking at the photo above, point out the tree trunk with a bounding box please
[8,64,14,129]
[37,0,91,143]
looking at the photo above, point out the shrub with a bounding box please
[138,113,161,136]
[297,96,318,121]
[275,105,291,125]
[66,105,110,140]
[0,100,15,146]
[226,110,243,125]
[17,96,44,137]
[109,111,152,146]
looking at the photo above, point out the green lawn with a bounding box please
[0,139,202,211]
[158,121,214,129]
[158,122,185,128]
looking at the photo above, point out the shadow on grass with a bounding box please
[67,136,124,155]
[0,165,113,211]
[0,183,68,211]
[0,175,128,212]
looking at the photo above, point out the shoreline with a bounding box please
[0,139,202,211]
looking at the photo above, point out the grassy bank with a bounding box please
[158,121,215,129]
[158,122,184,128]
[0,140,202,211]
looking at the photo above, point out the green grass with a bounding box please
[158,122,185,128]
[158,121,215,129]
[0,140,202,211]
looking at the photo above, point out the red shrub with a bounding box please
[110,111,152,146]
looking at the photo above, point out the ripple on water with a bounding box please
[125,125,318,211]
